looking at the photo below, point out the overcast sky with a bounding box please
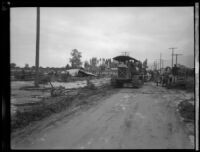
[11,7,194,68]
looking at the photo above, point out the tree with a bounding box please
[84,61,90,70]
[10,63,16,69]
[108,58,111,68]
[142,59,148,74]
[110,60,118,68]
[143,59,148,68]
[69,49,82,68]
[99,64,106,71]
[25,64,29,69]
[90,57,98,68]
[66,64,70,70]
[89,57,98,73]
[138,61,143,73]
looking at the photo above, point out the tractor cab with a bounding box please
[111,55,143,88]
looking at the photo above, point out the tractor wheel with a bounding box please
[111,79,119,88]
[116,82,123,88]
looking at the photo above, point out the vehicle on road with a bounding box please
[111,55,144,88]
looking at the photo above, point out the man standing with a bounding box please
[155,70,160,86]
[172,64,178,83]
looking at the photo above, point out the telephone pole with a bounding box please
[35,7,40,87]
[169,47,177,69]
[161,59,168,69]
[154,60,159,70]
[160,53,162,73]
[121,51,129,56]
[162,60,164,68]
[174,53,183,66]
[153,61,156,70]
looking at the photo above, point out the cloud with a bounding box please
[11,7,194,67]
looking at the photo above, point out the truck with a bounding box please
[111,55,144,88]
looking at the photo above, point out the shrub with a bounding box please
[86,79,96,89]
[39,76,51,84]
[60,73,70,82]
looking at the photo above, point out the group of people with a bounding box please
[154,65,180,87]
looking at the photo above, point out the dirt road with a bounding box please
[12,82,194,149]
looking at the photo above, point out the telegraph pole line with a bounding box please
[35,7,40,87]
[155,60,159,70]
[153,60,157,70]
[156,61,157,70]
[154,57,166,72]
[155,60,157,70]
[121,51,129,56]
[174,53,183,66]
[169,47,177,69]
[161,59,164,69]
[153,61,156,70]
[154,59,161,71]
[160,53,162,73]
[161,59,168,69]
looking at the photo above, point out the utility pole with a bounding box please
[161,58,168,68]
[154,59,161,71]
[153,61,156,70]
[121,51,129,56]
[161,59,168,69]
[169,47,177,69]
[174,53,182,66]
[155,61,157,70]
[160,53,162,73]
[155,60,158,70]
[35,7,40,87]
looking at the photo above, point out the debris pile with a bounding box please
[177,98,194,145]
[177,99,194,122]
[50,86,66,97]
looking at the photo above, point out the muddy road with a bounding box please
[12,82,194,149]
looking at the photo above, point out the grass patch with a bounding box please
[11,96,73,132]
[11,85,112,133]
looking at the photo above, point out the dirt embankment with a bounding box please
[11,84,117,134]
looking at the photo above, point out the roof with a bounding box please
[66,69,97,77]
[79,70,97,77]
[113,55,139,62]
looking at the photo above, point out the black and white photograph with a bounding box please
[7,5,198,149]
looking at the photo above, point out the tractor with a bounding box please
[111,55,144,88]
